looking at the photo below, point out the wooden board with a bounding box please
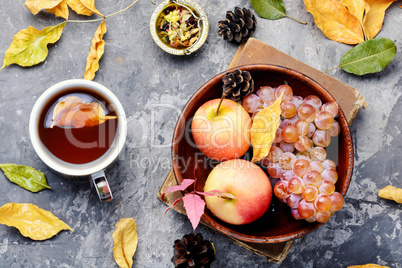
[157,38,365,263]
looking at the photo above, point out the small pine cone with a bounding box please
[218,7,257,43]
[222,69,255,102]
[171,233,216,268]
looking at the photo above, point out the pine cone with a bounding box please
[222,69,255,102]
[171,233,216,268]
[218,7,257,43]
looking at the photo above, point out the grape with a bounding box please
[312,130,331,147]
[275,84,293,102]
[281,125,298,143]
[251,109,262,120]
[286,193,303,208]
[309,147,327,162]
[303,95,322,111]
[302,185,318,201]
[263,98,276,108]
[291,208,302,220]
[310,161,324,173]
[279,141,295,152]
[306,122,316,138]
[322,102,338,117]
[267,146,283,163]
[260,157,270,167]
[294,120,309,136]
[280,170,295,182]
[322,159,336,170]
[292,159,311,177]
[242,94,264,113]
[305,216,317,223]
[274,181,290,199]
[315,211,331,223]
[281,101,297,118]
[271,129,282,147]
[296,152,314,162]
[315,111,335,130]
[329,192,344,211]
[298,104,316,122]
[298,200,316,219]
[303,170,323,187]
[314,194,332,212]
[279,119,293,129]
[328,120,341,136]
[321,169,338,184]
[256,86,275,101]
[288,114,300,125]
[318,180,336,195]
[279,152,296,170]
[291,96,304,110]
[267,162,282,178]
[288,176,305,194]
[294,136,311,152]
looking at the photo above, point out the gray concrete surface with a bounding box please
[0,0,401,267]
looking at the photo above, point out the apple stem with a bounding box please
[216,94,226,116]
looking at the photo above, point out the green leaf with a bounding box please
[339,37,397,75]
[249,0,286,20]
[0,164,51,192]
[1,21,67,69]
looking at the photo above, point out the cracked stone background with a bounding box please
[0,0,401,267]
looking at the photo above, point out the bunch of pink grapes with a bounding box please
[242,84,344,223]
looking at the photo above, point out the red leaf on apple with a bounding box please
[182,193,205,230]
[164,196,184,215]
[197,190,236,200]
[161,179,195,201]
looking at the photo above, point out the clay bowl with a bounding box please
[171,64,354,243]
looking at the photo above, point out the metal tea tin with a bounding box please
[150,0,209,55]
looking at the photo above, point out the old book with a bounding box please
[157,38,364,263]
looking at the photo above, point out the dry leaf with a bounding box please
[84,20,107,80]
[348,264,390,268]
[378,185,402,203]
[25,0,69,19]
[67,0,103,16]
[0,203,73,240]
[51,96,117,128]
[363,0,397,40]
[46,0,69,19]
[112,218,138,268]
[1,22,66,69]
[250,94,282,162]
[340,0,370,25]
[303,0,364,44]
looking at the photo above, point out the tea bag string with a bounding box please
[170,0,207,55]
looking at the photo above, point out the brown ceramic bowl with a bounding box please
[172,64,354,243]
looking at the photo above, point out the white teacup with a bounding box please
[29,79,127,202]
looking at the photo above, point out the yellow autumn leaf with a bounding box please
[84,20,107,80]
[378,185,402,203]
[46,0,69,20]
[303,0,364,44]
[250,94,282,162]
[348,264,390,268]
[340,0,370,25]
[1,22,66,69]
[51,96,117,128]
[67,0,103,16]
[363,0,397,40]
[25,0,69,19]
[113,218,138,268]
[0,203,73,240]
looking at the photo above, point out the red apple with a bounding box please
[204,159,272,225]
[191,99,251,161]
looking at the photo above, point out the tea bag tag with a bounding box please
[91,171,113,202]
